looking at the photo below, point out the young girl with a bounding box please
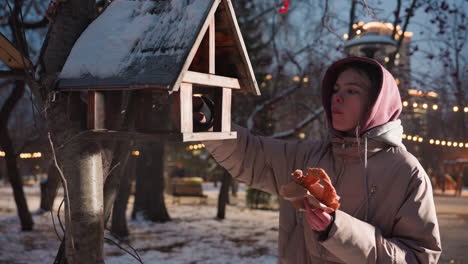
[202,56,441,263]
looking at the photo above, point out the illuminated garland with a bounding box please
[0,151,42,158]
[402,101,467,113]
[402,134,468,148]
[186,144,205,151]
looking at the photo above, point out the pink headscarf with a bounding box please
[321,56,402,136]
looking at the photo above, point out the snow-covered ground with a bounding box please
[0,183,279,264]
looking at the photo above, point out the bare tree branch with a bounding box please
[271,107,323,138]
[247,83,302,130]
[22,16,49,29]
[48,132,76,259]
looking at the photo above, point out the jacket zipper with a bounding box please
[352,184,377,217]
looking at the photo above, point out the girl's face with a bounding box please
[331,68,372,134]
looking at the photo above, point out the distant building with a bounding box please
[344,21,413,97]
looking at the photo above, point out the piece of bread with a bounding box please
[291,168,340,211]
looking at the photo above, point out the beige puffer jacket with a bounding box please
[204,120,441,263]
[204,57,441,263]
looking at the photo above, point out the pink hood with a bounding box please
[321,57,402,136]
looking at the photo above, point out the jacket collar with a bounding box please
[330,137,386,159]
[328,120,406,159]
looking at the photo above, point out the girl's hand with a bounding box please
[303,198,333,232]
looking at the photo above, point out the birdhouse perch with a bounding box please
[58,0,260,142]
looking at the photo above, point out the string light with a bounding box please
[401,100,467,113]
[405,136,467,148]
[131,150,140,156]
[186,144,205,151]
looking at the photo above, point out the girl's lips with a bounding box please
[332,109,343,114]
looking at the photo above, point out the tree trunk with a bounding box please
[40,164,61,211]
[103,142,130,224]
[61,141,104,263]
[2,136,33,231]
[37,1,101,262]
[110,155,136,238]
[0,3,35,231]
[231,178,238,198]
[132,142,171,222]
[217,170,231,220]
[103,91,137,227]
[0,81,33,231]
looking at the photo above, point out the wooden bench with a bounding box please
[171,182,207,204]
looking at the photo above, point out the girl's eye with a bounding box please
[347,89,359,95]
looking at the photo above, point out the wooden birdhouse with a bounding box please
[58,0,260,142]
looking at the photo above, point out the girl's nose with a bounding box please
[332,94,343,104]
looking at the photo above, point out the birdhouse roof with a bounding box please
[58,0,259,95]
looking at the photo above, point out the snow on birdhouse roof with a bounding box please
[58,0,259,95]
